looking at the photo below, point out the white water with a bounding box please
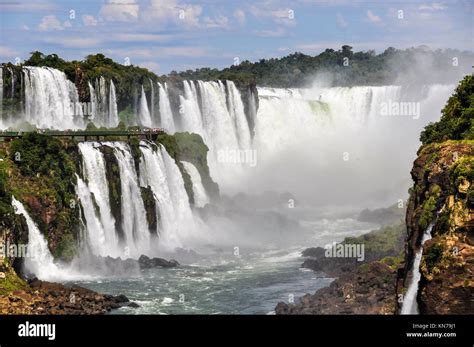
[89,77,119,128]
[149,79,155,123]
[77,142,120,257]
[181,161,210,207]
[77,140,201,257]
[138,85,152,127]
[0,66,121,130]
[401,224,433,314]
[108,80,119,127]
[23,66,83,129]
[157,82,175,132]
[11,197,59,279]
[150,80,453,199]
[180,80,204,134]
[0,67,3,127]
[107,142,152,257]
[139,141,200,250]
[248,84,455,205]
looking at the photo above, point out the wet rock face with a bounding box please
[400,142,474,314]
[137,255,179,269]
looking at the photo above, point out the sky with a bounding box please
[0,0,472,74]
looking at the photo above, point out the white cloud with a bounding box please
[0,1,54,12]
[255,27,286,38]
[38,15,63,31]
[139,61,161,73]
[143,0,202,27]
[111,33,171,42]
[43,37,102,48]
[108,46,210,58]
[204,15,229,29]
[250,5,296,26]
[234,9,246,25]
[366,10,381,23]
[0,46,20,57]
[82,15,98,27]
[336,13,348,28]
[100,0,139,22]
[419,3,446,11]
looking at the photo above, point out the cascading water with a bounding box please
[8,67,14,99]
[11,197,59,279]
[0,67,3,126]
[77,140,201,257]
[181,161,210,208]
[138,85,152,127]
[226,81,252,150]
[149,79,155,123]
[89,77,119,128]
[107,142,151,256]
[401,224,433,314]
[139,141,199,250]
[77,142,120,257]
[108,80,119,127]
[23,66,83,129]
[179,80,204,134]
[247,84,455,205]
[157,82,175,132]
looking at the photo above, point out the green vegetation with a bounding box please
[168,46,472,88]
[172,132,219,199]
[155,133,194,205]
[7,133,80,261]
[424,243,444,272]
[418,195,438,231]
[343,222,406,261]
[421,75,474,144]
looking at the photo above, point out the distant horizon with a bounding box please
[2,45,473,77]
[1,0,472,74]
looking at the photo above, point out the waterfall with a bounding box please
[77,140,201,257]
[23,66,83,129]
[8,67,14,99]
[179,80,204,134]
[401,224,433,314]
[226,81,252,150]
[77,142,120,257]
[157,82,175,132]
[138,85,152,127]
[88,81,97,122]
[108,80,119,127]
[139,141,198,250]
[11,197,59,279]
[107,142,151,256]
[181,161,210,207]
[149,79,155,125]
[0,66,3,125]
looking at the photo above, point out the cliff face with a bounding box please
[400,141,473,314]
[399,75,474,314]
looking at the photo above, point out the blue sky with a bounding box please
[0,0,472,74]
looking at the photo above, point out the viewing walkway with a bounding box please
[0,128,166,141]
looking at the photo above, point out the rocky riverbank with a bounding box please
[0,276,136,315]
[276,222,405,314]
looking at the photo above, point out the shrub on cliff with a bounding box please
[421,75,474,144]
